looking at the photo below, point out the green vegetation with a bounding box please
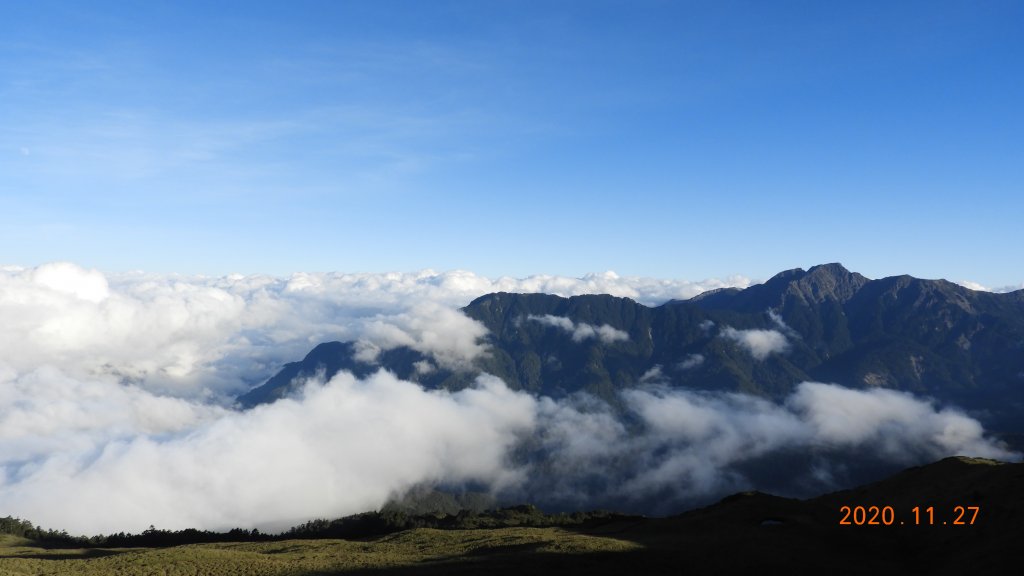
[286,505,637,540]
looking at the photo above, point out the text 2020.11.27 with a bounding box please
[838,505,979,526]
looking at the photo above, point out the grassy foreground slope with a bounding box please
[1,457,1020,575]
[0,527,641,576]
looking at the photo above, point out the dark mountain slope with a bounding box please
[238,342,358,407]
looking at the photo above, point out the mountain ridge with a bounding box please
[238,263,1024,440]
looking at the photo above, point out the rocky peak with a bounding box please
[790,263,870,304]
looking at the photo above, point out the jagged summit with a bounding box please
[791,263,870,304]
[692,262,869,311]
[807,262,851,275]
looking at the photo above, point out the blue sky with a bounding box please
[2,0,1022,287]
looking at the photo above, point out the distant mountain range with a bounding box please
[238,263,1024,439]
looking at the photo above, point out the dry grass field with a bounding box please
[0,527,643,576]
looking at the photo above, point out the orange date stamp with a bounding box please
[838,505,979,526]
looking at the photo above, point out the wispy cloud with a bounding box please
[528,314,629,344]
[354,302,490,370]
[958,280,1024,294]
[677,353,705,370]
[720,327,790,360]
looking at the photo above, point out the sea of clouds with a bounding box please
[0,262,1016,535]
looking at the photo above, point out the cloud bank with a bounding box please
[0,370,1014,535]
[0,370,532,534]
[514,382,1017,513]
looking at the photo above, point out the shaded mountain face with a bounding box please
[238,263,1024,436]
